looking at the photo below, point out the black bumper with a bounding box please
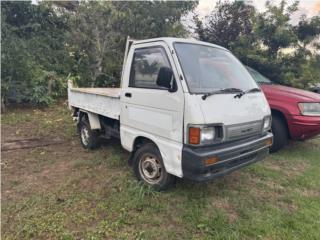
[182,133,273,182]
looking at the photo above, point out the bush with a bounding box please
[27,70,63,106]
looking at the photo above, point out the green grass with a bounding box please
[2,103,320,239]
[1,102,76,139]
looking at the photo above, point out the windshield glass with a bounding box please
[246,67,272,84]
[174,43,258,94]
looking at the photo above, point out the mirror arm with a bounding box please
[168,82,177,93]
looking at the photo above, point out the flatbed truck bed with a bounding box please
[68,81,121,120]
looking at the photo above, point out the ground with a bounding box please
[1,102,320,240]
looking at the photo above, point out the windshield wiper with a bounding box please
[234,87,261,99]
[202,88,243,100]
[258,82,273,85]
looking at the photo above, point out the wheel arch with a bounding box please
[128,136,159,166]
[77,110,101,130]
[133,136,158,152]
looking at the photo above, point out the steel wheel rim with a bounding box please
[81,125,90,146]
[139,154,163,184]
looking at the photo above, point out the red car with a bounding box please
[247,67,320,152]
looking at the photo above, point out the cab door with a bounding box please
[120,42,184,146]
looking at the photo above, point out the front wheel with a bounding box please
[270,114,288,153]
[132,143,175,191]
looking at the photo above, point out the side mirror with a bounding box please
[156,67,176,92]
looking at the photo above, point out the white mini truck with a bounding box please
[68,37,273,190]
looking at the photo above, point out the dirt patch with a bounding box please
[277,200,299,212]
[1,105,108,204]
[264,160,308,177]
[2,143,83,202]
[239,173,300,213]
[1,113,125,205]
[300,189,320,198]
[2,137,65,151]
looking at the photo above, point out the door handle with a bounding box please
[125,92,132,98]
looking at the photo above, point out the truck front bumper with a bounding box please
[182,133,273,182]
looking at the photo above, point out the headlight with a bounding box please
[263,116,271,132]
[298,103,320,116]
[200,127,215,144]
[188,125,222,145]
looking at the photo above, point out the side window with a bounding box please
[129,47,175,89]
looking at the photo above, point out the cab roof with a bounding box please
[131,37,228,51]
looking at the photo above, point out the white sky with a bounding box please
[32,0,320,21]
[31,0,320,25]
[196,0,320,23]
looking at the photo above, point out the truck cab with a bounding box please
[68,37,273,190]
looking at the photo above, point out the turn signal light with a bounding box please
[266,138,273,146]
[189,127,200,144]
[204,156,219,166]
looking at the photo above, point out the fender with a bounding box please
[79,110,101,130]
[120,125,183,178]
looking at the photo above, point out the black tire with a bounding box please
[270,114,288,153]
[132,143,175,191]
[79,117,99,149]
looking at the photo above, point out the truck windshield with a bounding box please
[174,43,258,94]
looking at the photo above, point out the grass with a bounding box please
[2,102,320,239]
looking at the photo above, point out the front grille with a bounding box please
[226,121,262,141]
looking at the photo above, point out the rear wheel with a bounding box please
[79,117,99,149]
[270,114,288,153]
[132,143,175,191]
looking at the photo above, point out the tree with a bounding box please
[255,0,299,57]
[193,1,265,74]
[68,1,197,87]
[194,0,320,88]
[1,1,71,106]
[68,2,118,87]
[295,15,320,48]
[2,1,198,106]
[194,0,256,50]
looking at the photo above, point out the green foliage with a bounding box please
[195,0,320,88]
[68,1,197,87]
[2,0,319,106]
[1,1,197,105]
[295,15,320,47]
[194,1,256,50]
[27,70,68,105]
[1,1,71,106]
[256,0,299,56]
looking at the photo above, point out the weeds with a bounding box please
[2,104,320,239]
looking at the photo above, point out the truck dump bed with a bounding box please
[70,88,120,98]
[68,81,121,120]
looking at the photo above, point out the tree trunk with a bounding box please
[48,76,53,96]
[90,57,103,87]
[1,97,5,113]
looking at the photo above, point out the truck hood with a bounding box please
[261,84,320,102]
[188,92,270,125]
